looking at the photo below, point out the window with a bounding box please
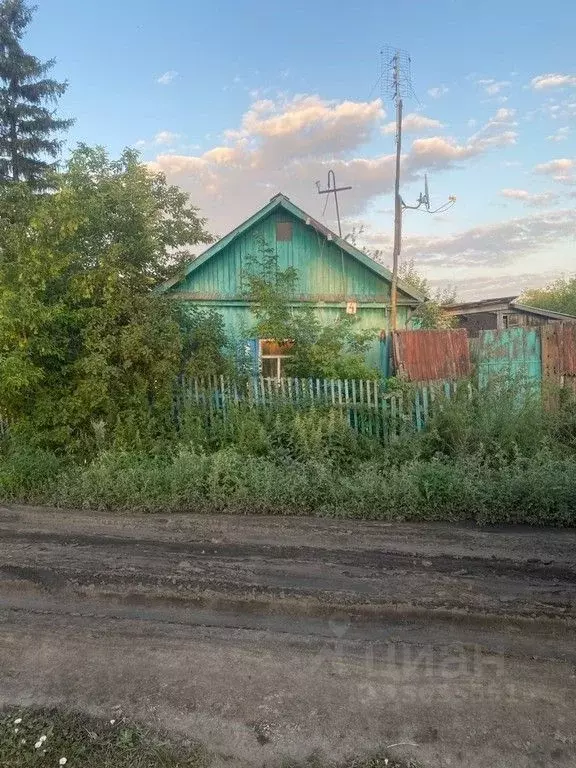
[504,313,521,328]
[260,340,293,379]
[276,221,293,241]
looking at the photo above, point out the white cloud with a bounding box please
[360,208,576,270]
[406,108,517,170]
[134,139,146,149]
[534,158,575,184]
[228,95,385,158]
[154,130,180,145]
[150,99,517,235]
[476,78,512,95]
[531,73,576,90]
[547,126,571,142]
[382,113,444,135]
[427,85,449,99]
[500,188,559,207]
[156,70,178,85]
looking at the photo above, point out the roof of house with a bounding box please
[445,296,576,323]
[511,302,576,322]
[158,193,425,303]
[445,296,519,312]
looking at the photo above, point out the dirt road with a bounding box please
[0,505,575,767]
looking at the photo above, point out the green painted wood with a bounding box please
[168,202,415,374]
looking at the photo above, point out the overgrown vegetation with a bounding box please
[521,274,576,316]
[0,146,213,451]
[2,381,576,525]
[244,237,380,379]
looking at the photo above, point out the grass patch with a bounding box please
[0,708,422,768]
[0,708,207,768]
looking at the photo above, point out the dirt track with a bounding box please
[0,505,575,767]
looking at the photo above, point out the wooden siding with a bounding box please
[171,210,395,302]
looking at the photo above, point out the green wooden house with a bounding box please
[160,193,423,373]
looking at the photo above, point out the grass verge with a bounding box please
[0,708,421,768]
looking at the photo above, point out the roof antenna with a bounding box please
[380,45,455,329]
[403,173,457,214]
[316,170,352,238]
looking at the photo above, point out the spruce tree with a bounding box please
[0,0,72,187]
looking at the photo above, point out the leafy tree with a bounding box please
[345,227,456,330]
[0,146,213,450]
[521,276,576,317]
[243,239,379,379]
[178,306,231,378]
[398,259,457,330]
[0,0,73,187]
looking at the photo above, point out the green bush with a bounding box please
[3,382,576,526]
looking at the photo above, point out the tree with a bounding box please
[0,146,213,450]
[345,228,456,330]
[243,239,379,380]
[0,0,73,187]
[398,259,457,330]
[521,276,576,317]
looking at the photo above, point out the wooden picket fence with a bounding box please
[174,375,458,440]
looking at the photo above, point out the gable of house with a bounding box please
[161,194,422,306]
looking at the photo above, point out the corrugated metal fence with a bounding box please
[475,328,542,392]
[391,329,471,382]
[541,324,576,392]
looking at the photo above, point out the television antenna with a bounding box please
[316,170,352,238]
[380,45,455,329]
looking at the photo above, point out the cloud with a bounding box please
[360,208,576,270]
[134,139,146,149]
[500,188,560,207]
[547,126,571,142]
[156,70,178,85]
[382,113,444,135]
[406,108,517,170]
[427,85,449,99]
[531,73,576,90]
[227,95,385,158]
[150,98,519,236]
[534,158,575,184]
[154,130,180,145]
[476,78,512,95]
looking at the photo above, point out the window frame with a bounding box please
[260,339,293,379]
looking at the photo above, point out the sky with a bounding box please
[26,0,576,299]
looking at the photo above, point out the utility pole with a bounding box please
[391,53,403,330]
[316,170,352,238]
[381,47,413,330]
[381,46,455,329]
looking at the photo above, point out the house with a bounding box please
[444,296,576,338]
[159,193,423,372]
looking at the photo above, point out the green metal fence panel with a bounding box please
[476,328,542,394]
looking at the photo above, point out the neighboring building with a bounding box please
[445,296,576,338]
[159,193,423,372]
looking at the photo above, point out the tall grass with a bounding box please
[2,381,576,525]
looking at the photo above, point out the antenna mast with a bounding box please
[316,170,352,238]
[380,46,455,329]
[381,46,413,330]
